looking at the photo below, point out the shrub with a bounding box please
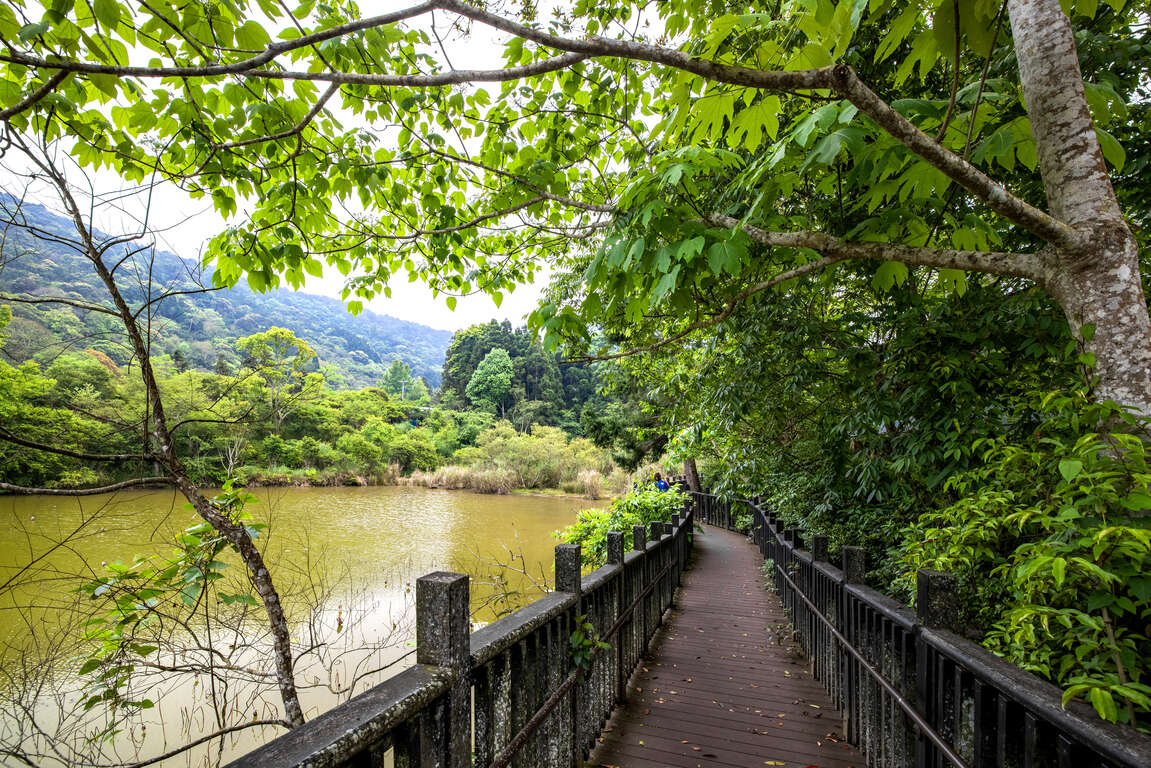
[558,486,688,567]
[900,390,1151,729]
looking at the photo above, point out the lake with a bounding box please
[0,485,603,765]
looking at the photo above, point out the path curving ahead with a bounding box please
[587,526,862,768]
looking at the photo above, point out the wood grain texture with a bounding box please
[587,526,862,768]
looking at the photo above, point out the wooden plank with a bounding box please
[588,526,862,768]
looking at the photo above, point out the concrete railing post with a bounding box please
[842,546,865,585]
[812,535,829,563]
[554,544,582,766]
[555,544,582,594]
[916,570,958,631]
[915,569,959,767]
[416,572,471,768]
[632,524,646,553]
[606,531,624,565]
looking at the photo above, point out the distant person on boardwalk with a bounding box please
[654,472,670,491]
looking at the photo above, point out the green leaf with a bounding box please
[872,261,908,292]
[1089,687,1119,722]
[92,0,121,29]
[235,20,271,50]
[1058,459,1083,482]
[1095,128,1125,172]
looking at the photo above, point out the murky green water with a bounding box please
[0,486,602,765]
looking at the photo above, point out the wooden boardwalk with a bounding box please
[587,526,862,768]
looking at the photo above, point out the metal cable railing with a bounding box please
[691,490,1151,768]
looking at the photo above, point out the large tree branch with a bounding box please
[0,70,69,121]
[0,293,119,316]
[826,66,1082,251]
[444,0,1081,248]
[707,214,1051,282]
[0,430,158,463]
[1,48,591,88]
[0,477,176,495]
[573,220,1044,363]
[4,0,1081,249]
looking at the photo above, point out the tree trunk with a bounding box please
[683,458,701,493]
[1009,0,1151,414]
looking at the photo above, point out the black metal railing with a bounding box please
[694,491,1151,768]
[226,503,692,768]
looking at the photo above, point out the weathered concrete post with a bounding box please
[915,570,959,767]
[812,535,829,563]
[606,531,624,566]
[842,546,865,585]
[606,531,626,704]
[916,570,958,631]
[631,523,648,675]
[554,544,582,767]
[838,546,864,744]
[415,572,471,768]
[555,544,582,595]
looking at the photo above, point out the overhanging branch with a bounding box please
[0,477,176,495]
[3,0,1081,251]
[707,214,1052,283]
[0,430,158,463]
[572,220,1044,363]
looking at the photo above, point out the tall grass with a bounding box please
[404,466,517,494]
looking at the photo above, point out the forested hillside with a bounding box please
[0,200,452,388]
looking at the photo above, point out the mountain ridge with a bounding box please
[0,199,453,388]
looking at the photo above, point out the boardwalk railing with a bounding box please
[226,504,692,768]
[693,491,1151,768]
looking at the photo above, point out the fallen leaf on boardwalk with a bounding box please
[693,746,702,751]
[638,740,645,746]
[764,761,786,765]
[681,740,689,743]
[642,709,649,714]
[777,713,786,717]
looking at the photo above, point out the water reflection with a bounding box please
[0,486,604,765]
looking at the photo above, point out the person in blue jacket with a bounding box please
[654,472,670,491]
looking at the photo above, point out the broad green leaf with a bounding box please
[1095,128,1125,172]
[92,0,121,29]
[1058,459,1083,482]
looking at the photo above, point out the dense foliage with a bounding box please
[558,486,689,568]
[0,309,623,492]
[901,391,1151,725]
[440,320,598,431]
